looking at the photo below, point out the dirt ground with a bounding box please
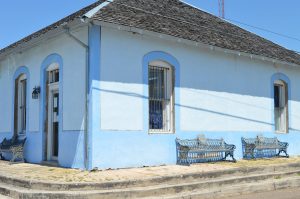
[0,157,299,183]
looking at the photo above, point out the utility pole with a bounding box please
[218,0,225,18]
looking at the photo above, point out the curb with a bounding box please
[0,162,299,191]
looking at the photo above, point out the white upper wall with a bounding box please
[0,25,88,133]
[100,26,300,132]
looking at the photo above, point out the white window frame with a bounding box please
[16,74,27,135]
[148,60,174,134]
[46,67,60,160]
[274,80,288,133]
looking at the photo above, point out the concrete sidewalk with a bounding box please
[0,157,299,198]
[0,157,299,183]
[222,188,300,199]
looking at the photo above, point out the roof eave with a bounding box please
[0,0,104,61]
[0,19,85,61]
[83,0,114,19]
[93,20,300,69]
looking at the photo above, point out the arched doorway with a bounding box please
[40,54,63,163]
[46,63,60,160]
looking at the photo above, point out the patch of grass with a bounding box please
[105,177,113,181]
[78,177,84,182]
[274,176,282,179]
[215,157,300,168]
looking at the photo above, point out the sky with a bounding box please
[0,0,299,53]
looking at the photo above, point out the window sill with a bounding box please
[148,131,175,134]
[274,131,288,134]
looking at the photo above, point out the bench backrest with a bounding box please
[13,137,26,146]
[1,135,26,148]
[176,138,225,149]
[242,136,279,146]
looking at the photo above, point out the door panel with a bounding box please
[52,92,59,158]
[47,85,59,161]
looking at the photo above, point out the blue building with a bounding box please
[0,0,300,170]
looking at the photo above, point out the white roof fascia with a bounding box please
[83,0,114,19]
[0,20,85,61]
[94,20,300,69]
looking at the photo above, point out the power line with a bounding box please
[225,18,300,43]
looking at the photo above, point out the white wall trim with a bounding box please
[0,20,86,61]
[94,20,300,69]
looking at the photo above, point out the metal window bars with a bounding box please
[148,65,172,132]
[274,82,287,132]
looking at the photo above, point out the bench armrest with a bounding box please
[278,141,288,148]
[225,143,236,150]
[175,138,191,151]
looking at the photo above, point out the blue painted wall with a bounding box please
[59,131,85,168]
[92,131,300,169]
[91,49,300,169]
[89,26,300,169]
[0,26,89,169]
[40,54,85,169]
[2,23,300,170]
[88,24,101,170]
[24,131,43,163]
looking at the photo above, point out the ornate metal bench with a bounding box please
[0,135,26,162]
[176,135,236,165]
[241,136,289,159]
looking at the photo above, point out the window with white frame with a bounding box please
[46,63,59,84]
[15,74,27,135]
[148,61,174,133]
[48,69,59,83]
[274,80,288,133]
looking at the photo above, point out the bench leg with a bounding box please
[10,146,25,163]
[186,152,191,166]
[11,151,19,162]
[10,154,16,163]
[224,151,236,162]
[251,149,256,159]
[10,152,24,163]
[177,151,191,166]
[277,149,289,158]
[243,148,255,159]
